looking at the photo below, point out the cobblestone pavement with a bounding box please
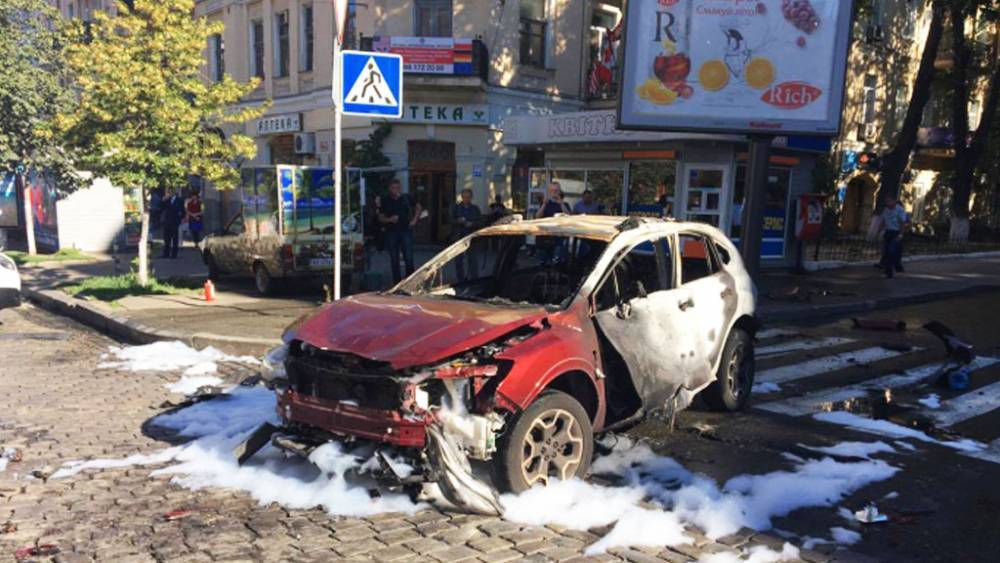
[0,305,850,563]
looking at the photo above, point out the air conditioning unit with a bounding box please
[294,132,316,155]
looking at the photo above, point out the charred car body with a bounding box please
[250,216,757,513]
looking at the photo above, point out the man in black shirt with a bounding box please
[379,179,422,283]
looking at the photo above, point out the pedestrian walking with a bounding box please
[185,189,204,246]
[876,195,910,278]
[379,179,422,284]
[452,189,482,282]
[572,189,606,215]
[363,195,384,271]
[160,187,185,259]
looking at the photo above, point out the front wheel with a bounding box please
[494,390,593,493]
[254,263,274,296]
[702,328,755,412]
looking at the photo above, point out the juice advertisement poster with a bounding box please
[619,0,852,135]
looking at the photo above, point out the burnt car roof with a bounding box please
[476,215,700,242]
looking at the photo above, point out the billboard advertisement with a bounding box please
[371,36,473,75]
[618,0,853,136]
[0,173,18,228]
[25,172,59,250]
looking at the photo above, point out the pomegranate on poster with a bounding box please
[653,53,691,85]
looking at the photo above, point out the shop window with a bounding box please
[730,165,791,258]
[628,161,677,216]
[208,33,225,83]
[274,10,290,78]
[299,4,314,72]
[679,234,717,284]
[250,19,264,79]
[415,0,452,37]
[584,170,622,215]
[520,0,547,68]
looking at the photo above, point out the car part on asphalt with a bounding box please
[242,217,757,511]
[923,321,974,365]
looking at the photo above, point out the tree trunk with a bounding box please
[18,172,37,255]
[137,187,150,286]
[948,1,1000,241]
[877,1,946,205]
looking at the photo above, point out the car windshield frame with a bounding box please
[389,231,612,311]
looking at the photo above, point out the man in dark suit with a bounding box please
[161,187,186,259]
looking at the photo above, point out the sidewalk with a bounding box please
[17,244,1000,356]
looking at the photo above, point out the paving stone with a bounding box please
[655,549,694,563]
[618,549,667,563]
[468,535,513,553]
[476,549,526,563]
[716,527,755,547]
[404,536,451,554]
[429,544,480,562]
[370,544,417,562]
[437,525,482,545]
[334,538,386,557]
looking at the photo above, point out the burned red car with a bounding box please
[251,216,757,512]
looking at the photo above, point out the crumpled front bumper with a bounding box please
[276,390,429,448]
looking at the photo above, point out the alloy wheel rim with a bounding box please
[520,408,584,487]
[727,342,748,399]
[255,268,268,293]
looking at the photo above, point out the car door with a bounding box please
[593,235,699,416]
[676,232,738,385]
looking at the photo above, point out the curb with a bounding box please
[760,284,1000,323]
[803,250,1000,272]
[23,287,280,357]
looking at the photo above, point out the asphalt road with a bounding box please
[2,292,1000,562]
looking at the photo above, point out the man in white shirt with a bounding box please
[876,195,910,278]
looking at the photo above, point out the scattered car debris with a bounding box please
[852,318,906,331]
[1,447,22,462]
[30,466,54,480]
[14,544,59,561]
[854,502,889,523]
[924,321,974,365]
[163,509,193,521]
[1,522,16,534]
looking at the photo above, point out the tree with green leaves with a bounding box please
[0,0,78,254]
[54,0,265,284]
[946,0,999,241]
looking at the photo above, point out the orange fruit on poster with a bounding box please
[745,57,776,89]
[699,60,729,91]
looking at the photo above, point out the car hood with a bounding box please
[292,293,548,370]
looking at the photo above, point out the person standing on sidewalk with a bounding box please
[379,179,421,284]
[452,189,482,282]
[160,187,185,259]
[572,189,606,215]
[876,195,910,278]
[185,189,204,247]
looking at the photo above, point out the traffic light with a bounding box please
[857,152,882,172]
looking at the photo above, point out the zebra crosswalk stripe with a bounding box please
[756,337,854,358]
[756,327,800,339]
[756,346,917,385]
[928,377,1000,427]
[755,357,1000,417]
[962,438,1000,465]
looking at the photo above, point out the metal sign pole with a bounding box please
[333,34,343,300]
[740,134,773,281]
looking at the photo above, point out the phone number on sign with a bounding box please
[404,63,450,73]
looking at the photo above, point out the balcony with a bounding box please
[358,36,489,85]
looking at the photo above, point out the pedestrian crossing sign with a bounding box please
[339,50,403,118]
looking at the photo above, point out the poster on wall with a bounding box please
[0,173,18,228]
[617,0,853,135]
[26,172,59,250]
[372,36,473,75]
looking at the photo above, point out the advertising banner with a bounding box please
[618,0,853,136]
[372,36,473,75]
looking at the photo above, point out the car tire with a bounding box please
[702,328,755,412]
[254,263,274,296]
[494,390,594,494]
[205,252,222,280]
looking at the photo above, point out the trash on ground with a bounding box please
[14,544,59,561]
[0,522,16,534]
[163,509,193,521]
[924,321,974,365]
[1,447,23,463]
[30,466,54,480]
[851,318,906,332]
[854,502,889,523]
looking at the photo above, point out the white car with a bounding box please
[0,252,22,310]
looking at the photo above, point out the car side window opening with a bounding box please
[595,238,671,311]
[679,234,717,284]
[714,242,732,266]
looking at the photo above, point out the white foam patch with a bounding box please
[918,394,941,409]
[753,382,782,394]
[165,376,224,395]
[800,441,896,460]
[698,542,800,563]
[814,411,985,453]
[830,526,861,545]
[100,341,258,377]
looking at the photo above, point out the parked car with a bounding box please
[0,252,22,310]
[250,215,757,513]
[202,166,363,295]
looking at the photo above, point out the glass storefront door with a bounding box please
[679,165,728,227]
